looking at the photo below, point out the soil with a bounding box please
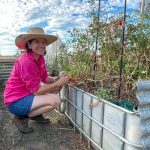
[75,78,139,107]
[0,86,90,150]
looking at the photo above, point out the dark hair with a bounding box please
[44,50,47,55]
[25,39,34,52]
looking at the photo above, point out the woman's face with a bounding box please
[29,38,47,57]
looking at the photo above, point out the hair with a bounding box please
[44,50,47,55]
[25,39,34,52]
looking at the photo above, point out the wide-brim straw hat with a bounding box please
[15,27,58,49]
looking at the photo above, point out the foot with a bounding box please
[12,116,34,134]
[30,115,50,124]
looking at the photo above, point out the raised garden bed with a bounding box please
[60,84,143,150]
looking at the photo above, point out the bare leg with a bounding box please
[28,93,61,117]
[28,106,53,117]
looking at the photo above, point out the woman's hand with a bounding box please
[57,74,69,87]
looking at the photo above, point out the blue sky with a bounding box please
[0,0,144,56]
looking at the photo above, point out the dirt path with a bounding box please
[0,87,88,150]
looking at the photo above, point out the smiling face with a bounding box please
[28,38,47,58]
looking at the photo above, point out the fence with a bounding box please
[0,57,16,83]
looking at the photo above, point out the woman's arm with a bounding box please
[34,74,69,95]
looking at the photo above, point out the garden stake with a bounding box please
[118,0,127,99]
[92,0,101,88]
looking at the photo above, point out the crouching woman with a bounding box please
[4,27,69,134]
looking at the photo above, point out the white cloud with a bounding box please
[127,0,141,9]
[108,0,124,7]
[0,0,143,56]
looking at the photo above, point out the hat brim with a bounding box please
[15,34,58,50]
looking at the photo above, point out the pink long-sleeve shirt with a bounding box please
[4,52,48,106]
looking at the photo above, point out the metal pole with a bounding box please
[141,0,145,13]
[118,0,127,99]
[55,35,58,71]
[141,0,145,23]
[92,0,100,87]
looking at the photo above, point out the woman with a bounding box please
[4,27,69,134]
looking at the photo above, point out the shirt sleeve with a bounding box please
[40,59,48,83]
[18,60,40,93]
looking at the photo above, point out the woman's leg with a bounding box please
[28,93,61,117]
[28,106,53,117]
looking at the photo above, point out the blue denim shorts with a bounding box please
[7,95,35,117]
